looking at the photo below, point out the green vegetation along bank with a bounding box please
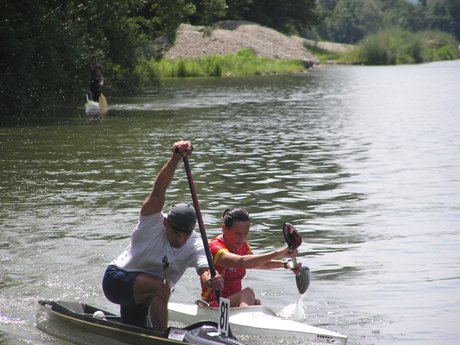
[141,25,458,81]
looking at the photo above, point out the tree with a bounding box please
[425,0,459,38]
[379,0,412,28]
[226,0,320,35]
[328,0,383,43]
[0,0,86,122]
[188,0,227,26]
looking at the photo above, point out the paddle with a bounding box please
[181,155,221,301]
[182,155,234,336]
[283,222,311,294]
[98,93,108,115]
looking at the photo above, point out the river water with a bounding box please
[1,60,459,345]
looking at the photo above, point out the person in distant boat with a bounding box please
[102,140,223,332]
[89,63,104,102]
[201,207,301,307]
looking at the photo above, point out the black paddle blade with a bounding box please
[283,223,302,250]
[296,266,311,295]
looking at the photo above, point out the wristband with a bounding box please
[283,260,289,269]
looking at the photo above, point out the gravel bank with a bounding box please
[164,21,320,66]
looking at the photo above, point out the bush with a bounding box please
[434,45,458,60]
[355,28,458,65]
[134,59,161,89]
[418,30,459,61]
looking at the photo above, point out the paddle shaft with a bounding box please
[291,256,299,270]
[182,156,221,300]
[283,223,310,294]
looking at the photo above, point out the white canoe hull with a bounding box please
[168,302,347,344]
[85,94,108,115]
[85,99,100,115]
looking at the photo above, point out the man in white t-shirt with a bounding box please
[102,140,223,331]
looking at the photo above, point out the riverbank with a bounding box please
[160,21,457,71]
[152,21,354,78]
[163,21,327,67]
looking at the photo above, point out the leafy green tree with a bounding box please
[329,0,383,43]
[405,2,428,32]
[224,0,254,20]
[226,0,320,35]
[379,0,412,28]
[446,0,460,39]
[315,0,460,43]
[188,0,227,26]
[425,0,459,38]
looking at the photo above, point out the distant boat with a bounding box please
[85,95,100,115]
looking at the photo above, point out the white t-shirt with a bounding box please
[112,212,208,287]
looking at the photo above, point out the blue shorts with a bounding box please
[102,265,149,327]
[102,265,140,305]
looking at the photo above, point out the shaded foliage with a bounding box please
[225,0,320,35]
[0,0,201,123]
[1,1,85,121]
[312,0,460,43]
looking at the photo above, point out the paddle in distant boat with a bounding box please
[99,93,108,115]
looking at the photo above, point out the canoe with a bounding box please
[85,94,108,115]
[85,97,100,115]
[168,301,348,344]
[36,300,245,345]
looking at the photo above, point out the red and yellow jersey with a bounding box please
[201,235,252,305]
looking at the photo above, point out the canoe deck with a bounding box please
[168,302,347,344]
[36,300,244,345]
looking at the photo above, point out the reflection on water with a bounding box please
[1,60,460,345]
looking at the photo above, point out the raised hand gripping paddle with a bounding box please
[283,223,311,294]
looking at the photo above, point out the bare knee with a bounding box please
[241,287,255,300]
[240,287,256,306]
[133,273,171,305]
[154,283,171,302]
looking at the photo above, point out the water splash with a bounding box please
[278,294,306,321]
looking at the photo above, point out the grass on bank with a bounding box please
[135,48,305,85]
[306,46,349,64]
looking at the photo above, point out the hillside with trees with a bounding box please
[310,0,459,44]
[1,0,459,123]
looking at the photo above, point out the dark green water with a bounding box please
[1,60,459,345]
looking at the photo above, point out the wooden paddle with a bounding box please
[181,155,222,301]
[98,93,108,115]
[283,222,311,294]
